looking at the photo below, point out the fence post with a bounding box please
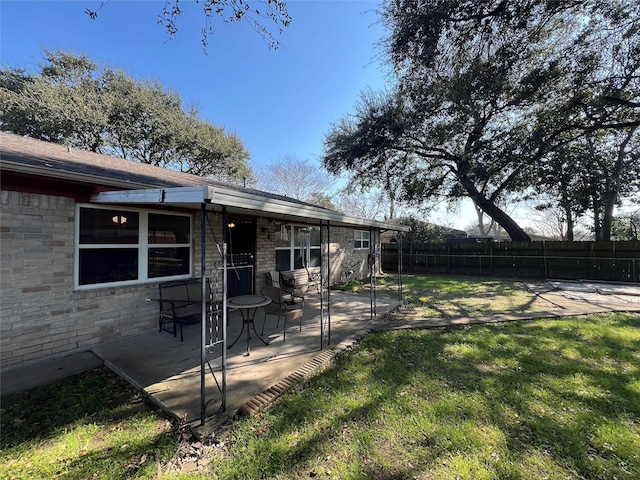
[489,243,494,275]
[409,242,413,273]
[591,242,596,280]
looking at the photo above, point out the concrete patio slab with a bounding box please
[0,351,103,396]
[543,280,640,309]
[90,291,400,434]
[4,279,638,439]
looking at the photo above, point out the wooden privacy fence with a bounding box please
[381,241,640,283]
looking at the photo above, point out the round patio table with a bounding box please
[227,295,272,356]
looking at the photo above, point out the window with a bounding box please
[275,224,320,271]
[354,230,370,250]
[76,205,192,288]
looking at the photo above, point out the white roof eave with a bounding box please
[90,186,409,232]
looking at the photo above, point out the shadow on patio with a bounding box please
[92,290,400,433]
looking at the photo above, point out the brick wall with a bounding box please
[1,191,158,370]
[252,224,382,288]
[326,226,378,284]
[193,215,276,296]
[255,218,276,292]
[0,192,384,372]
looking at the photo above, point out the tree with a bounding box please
[323,0,639,241]
[85,0,292,51]
[337,147,414,220]
[175,110,251,181]
[396,217,448,243]
[531,139,593,241]
[529,1,640,240]
[0,49,251,183]
[306,192,338,210]
[610,210,640,241]
[255,155,337,203]
[470,195,521,237]
[100,68,186,164]
[336,186,389,219]
[580,129,639,240]
[323,85,534,240]
[524,197,592,240]
[0,51,108,149]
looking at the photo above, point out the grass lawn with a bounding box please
[0,369,179,479]
[202,312,640,479]
[374,274,561,318]
[2,275,638,479]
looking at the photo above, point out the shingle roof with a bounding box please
[0,132,320,210]
[1,133,409,232]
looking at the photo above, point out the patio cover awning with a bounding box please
[91,185,408,231]
[91,185,406,425]
[2,133,408,426]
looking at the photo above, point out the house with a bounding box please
[0,133,406,373]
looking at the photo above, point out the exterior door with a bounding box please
[227,218,255,297]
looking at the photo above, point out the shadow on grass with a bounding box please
[57,430,174,479]
[380,273,550,319]
[1,367,147,447]
[210,313,640,479]
[1,367,178,478]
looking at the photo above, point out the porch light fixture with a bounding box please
[227,221,235,228]
[111,214,127,225]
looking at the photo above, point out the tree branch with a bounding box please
[603,96,640,108]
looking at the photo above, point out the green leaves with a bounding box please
[323,0,639,241]
[0,49,252,184]
[154,0,292,51]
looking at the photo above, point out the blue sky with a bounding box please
[1,0,484,228]
[1,0,389,167]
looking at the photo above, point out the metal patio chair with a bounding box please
[260,285,303,341]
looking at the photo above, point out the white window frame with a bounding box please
[74,204,193,290]
[354,230,371,250]
[275,224,321,270]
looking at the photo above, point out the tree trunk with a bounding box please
[566,210,574,241]
[593,194,603,241]
[601,127,636,241]
[388,195,396,220]
[602,194,616,241]
[462,178,531,241]
[474,204,490,236]
[481,201,531,241]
